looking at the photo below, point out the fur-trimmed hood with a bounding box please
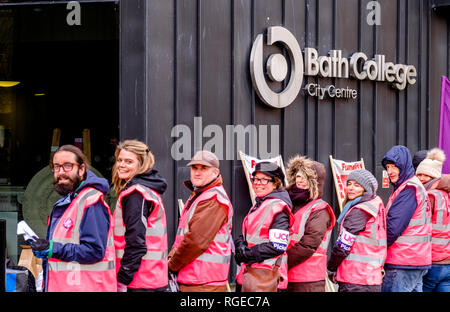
[286,155,325,200]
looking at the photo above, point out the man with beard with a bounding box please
[29,145,116,292]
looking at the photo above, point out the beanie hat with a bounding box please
[347,169,378,198]
[412,150,428,171]
[416,148,446,179]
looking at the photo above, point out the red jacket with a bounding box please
[428,189,450,263]
[385,176,432,266]
[113,184,168,289]
[172,184,233,286]
[48,187,116,292]
[288,199,335,283]
[336,196,387,285]
[236,198,294,290]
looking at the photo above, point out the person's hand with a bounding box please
[233,234,246,249]
[117,282,127,292]
[234,245,253,264]
[30,237,52,259]
[327,270,337,284]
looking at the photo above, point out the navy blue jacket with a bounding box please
[382,145,430,269]
[43,170,111,290]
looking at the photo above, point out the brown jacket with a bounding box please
[168,175,229,290]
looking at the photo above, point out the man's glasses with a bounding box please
[251,177,273,185]
[50,162,78,172]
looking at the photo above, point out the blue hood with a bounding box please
[79,170,110,195]
[381,145,415,189]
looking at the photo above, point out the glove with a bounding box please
[327,270,337,284]
[234,245,253,264]
[29,237,53,259]
[234,234,246,249]
[117,282,127,292]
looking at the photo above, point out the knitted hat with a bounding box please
[416,148,446,179]
[347,169,378,198]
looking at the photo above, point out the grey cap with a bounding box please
[186,150,220,169]
[347,169,378,198]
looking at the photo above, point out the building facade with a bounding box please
[0,0,449,281]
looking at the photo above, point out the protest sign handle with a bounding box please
[329,155,344,213]
[239,151,256,206]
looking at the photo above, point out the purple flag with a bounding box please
[439,76,450,174]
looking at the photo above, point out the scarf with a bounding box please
[337,196,362,227]
[288,185,311,213]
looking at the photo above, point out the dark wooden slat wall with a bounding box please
[120,0,449,247]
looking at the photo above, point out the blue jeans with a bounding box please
[423,264,450,292]
[382,268,428,292]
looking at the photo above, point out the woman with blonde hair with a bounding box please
[112,139,169,292]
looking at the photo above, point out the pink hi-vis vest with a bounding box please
[287,199,336,283]
[113,184,168,289]
[385,176,432,266]
[236,198,294,290]
[428,189,450,262]
[336,196,387,285]
[173,185,233,286]
[47,187,116,292]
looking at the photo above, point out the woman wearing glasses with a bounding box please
[234,162,294,292]
[112,140,169,292]
[285,156,336,292]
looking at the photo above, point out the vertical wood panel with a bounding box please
[284,0,307,158]
[120,0,448,246]
[376,0,398,200]
[146,0,175,244]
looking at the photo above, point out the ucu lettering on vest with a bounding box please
[269,229,289,245]
[343,233,356,244]
[274,232,288,241]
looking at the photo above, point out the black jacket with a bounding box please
[117,169,167,288]
[238,190,293,264]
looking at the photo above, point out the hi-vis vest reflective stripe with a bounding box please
[428,189,450,262]
[48,187,116,292]
[173,185,233,286]
[336,196,387,285]
[113,184,168,289]
[385,176,432,266]
[287,199,336,283]
[236,198,294,290]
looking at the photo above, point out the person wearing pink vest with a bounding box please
[29,145,116,292]
[169,150,233,292]
[285,155,335,292]
[328,169,387,292]
[112,140,168,292]
[416,148,450,292]
[234,162,294,291]
[381,145,431,292]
